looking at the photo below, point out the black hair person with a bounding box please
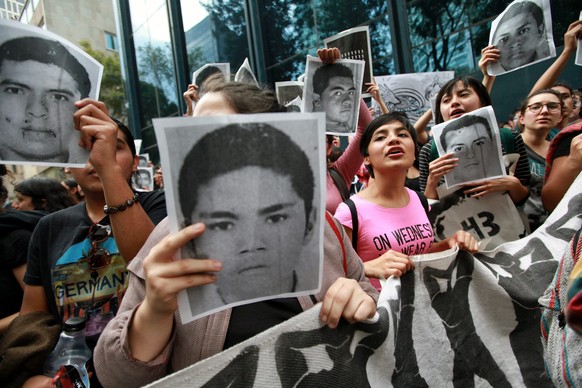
[14,176,74,213]
[434,76,492,124]
[179,123,314,233]
[359,112,418,178]
[0,36,91,98]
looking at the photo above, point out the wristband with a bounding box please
[104,193,139,215]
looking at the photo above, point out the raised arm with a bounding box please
[529,21,582,94]
[74,99,159,262]
[479,45,500,93]
[366,78,389,115]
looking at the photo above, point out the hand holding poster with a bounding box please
[487,0,556,76]
[302,55,364,135]
[0,19,103,167]
[153,113,326,322]
[324,26,373,97]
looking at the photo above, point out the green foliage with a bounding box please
[79,41,127,123]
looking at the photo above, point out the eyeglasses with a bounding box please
[526,102,562,114]
[78,223,112,271]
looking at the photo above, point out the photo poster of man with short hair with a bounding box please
[153,112,326,323]
[371,71,455,124]
[192,63,230,86]
[133,166,154,192]
[234,58,258,86]
[302,56,364,135]
[0,19,103,167]
[487,0,556,76]
[576,11,582,66]
[432,106,506,189]
[324,26,373,98]
[138,153,150,167]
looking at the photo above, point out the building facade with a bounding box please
[0,0,24,20]
[114,0,580,164]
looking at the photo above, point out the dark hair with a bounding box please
[435,76,491,124]
[195,66,223,88]
[552,83,574,97]
[496,1,544,33]
[111,117,137,156]
[201,81,286,114]
[15,176,74,213]
[360,112,418,178]
[179,123,314,230]
[440,114,492,151]
[520,88,562,114]
[0,165,7,206]
[0,36,91,98]
[312,63,354,95]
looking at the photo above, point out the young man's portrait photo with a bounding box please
[275,81,304,107]
[433,106,506,188]
[302,56,364,135]
[153,113,326,323]
[0,19,102,166]
[487,0,556,75]
[192,63,230,88]
[134,167,153,192]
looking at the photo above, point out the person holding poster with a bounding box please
[418,76,530,204]
[93,80,378,388]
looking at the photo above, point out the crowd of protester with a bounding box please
[0,10,580,388]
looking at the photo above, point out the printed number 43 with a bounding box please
[460,211,500,239]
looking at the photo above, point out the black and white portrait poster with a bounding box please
[138,153,149,167]
[372,71,454,124]
[133,166,154,192]
[153,113,326,323]
[576,11,582,66]
[146,173,582,387]
[234,58,258,86]
[324,26,373,97]
[487,0,556,76]
[192,63,230,86]
[302,55,364,135]
[432,106,506,189]
[275,81,304,108]
[0,19,102,167]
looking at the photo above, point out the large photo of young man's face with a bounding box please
[0,19,102,167]
[302,56,364,135]
[432,106,506,189]
[487,0,555,76]
[154,113,326,323]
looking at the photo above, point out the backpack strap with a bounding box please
[414,190,430,216]
[325,212,347,276]
[329,167,350,201]
[345,198,358,252]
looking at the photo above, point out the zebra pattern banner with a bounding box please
[147,174,582,387]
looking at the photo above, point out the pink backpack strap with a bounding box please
[325,212,347,276]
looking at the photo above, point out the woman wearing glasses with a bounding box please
[518,89,563,231]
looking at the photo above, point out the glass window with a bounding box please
[33,0,40,10]
[105,31,118,51]
[129,0,179,162]
[183,0,249,80]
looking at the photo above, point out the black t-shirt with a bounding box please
[224,298,303,349]
[0,210,46,319]
[24,190,166,333]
